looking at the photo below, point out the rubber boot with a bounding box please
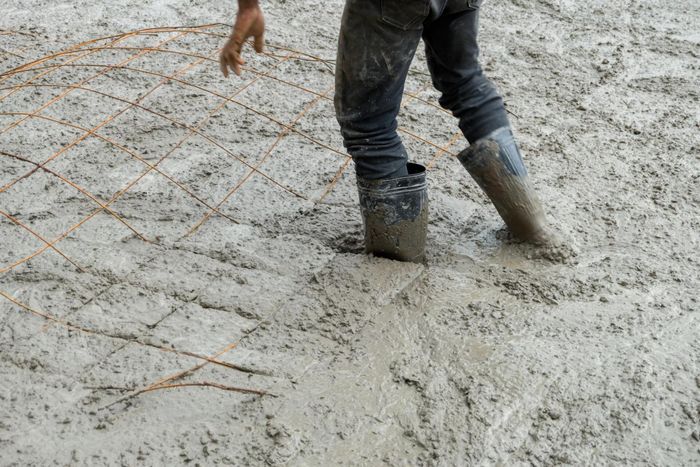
[356,163,428,263]
[457,127,548,242]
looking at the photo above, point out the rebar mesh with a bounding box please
[0,24,462,405]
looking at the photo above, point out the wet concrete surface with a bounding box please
[1,0,699,465]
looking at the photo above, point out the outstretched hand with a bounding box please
[220,1,265,77]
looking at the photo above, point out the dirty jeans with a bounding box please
[334,0,510,179]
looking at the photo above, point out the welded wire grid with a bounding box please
[0,29,40,62]
[0,24,461,406]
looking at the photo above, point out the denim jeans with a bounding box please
[334,0,510,179]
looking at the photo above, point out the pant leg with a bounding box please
[334,0,426,180]
[422,6,510,144]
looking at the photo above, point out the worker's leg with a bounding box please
[335,0,435,262]
[334,0,426,180]
[423,5,551,244]
[422,5,509,144]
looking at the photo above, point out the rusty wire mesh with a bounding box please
[0,24,462,404]
[0,29,40,62]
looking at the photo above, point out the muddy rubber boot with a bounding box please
[356,163,428,263]
[458,127,549,243]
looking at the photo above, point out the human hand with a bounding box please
[220,1,265,77]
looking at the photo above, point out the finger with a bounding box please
[231,32,246,54]
[220,55,229,78]
[233,46,245,75]
[231,50,244,76]
[224,49,238,76]
[254,32,264,53]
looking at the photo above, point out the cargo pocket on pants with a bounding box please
[380,0,431,30]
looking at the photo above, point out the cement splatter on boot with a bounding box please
[357,163,429,263]
[458,127,576,262]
